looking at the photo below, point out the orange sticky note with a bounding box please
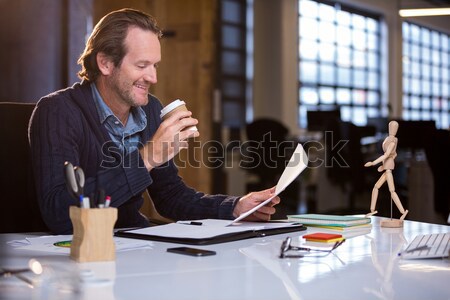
[303,232,343,243]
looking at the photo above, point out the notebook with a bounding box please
[287,214,371,227]
[399,232,450,259]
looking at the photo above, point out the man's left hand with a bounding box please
[233,187,280,221]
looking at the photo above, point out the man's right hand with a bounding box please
[139,109,199,171]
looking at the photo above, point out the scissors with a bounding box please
[64,161,85,201]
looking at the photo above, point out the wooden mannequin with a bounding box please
[364,121,408,227]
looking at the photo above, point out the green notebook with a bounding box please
[287,214,371,227]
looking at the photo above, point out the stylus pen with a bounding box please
[0,268,30,277]
[405,245,429,253]
[13,273,34,287]
[398,245,429,256]
[1,269,34,287]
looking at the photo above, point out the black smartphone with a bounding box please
[167,247,216,257]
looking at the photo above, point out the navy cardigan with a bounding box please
[29,81,237,234]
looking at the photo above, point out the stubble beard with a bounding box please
[109,69,146,108]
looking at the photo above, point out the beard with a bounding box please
[108,68,149,108]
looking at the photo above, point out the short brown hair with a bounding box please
[77,8,162,82]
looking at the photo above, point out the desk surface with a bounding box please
[1,217,449,300]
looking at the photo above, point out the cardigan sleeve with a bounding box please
[148,161,239,221]
[142,99,239,221]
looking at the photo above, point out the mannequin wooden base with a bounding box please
[381,219,403,228]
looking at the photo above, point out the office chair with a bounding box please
[323,119,376,214]
[396,120,450,223]
[0,102,48,233]
[140,190,174,225]
[241,118,298,217]
[425,129,450,222]
[242,118,290,186]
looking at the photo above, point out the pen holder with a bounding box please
[69,206,117,263]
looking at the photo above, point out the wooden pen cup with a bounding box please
[69,206,117,263]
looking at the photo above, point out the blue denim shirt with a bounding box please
[91,84,147,155]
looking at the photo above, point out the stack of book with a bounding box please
[287,214,372,238]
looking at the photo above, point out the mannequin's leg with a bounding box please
[386,170,408,220]
[366,172,386,217]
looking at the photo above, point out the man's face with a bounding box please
[107,27,161,108]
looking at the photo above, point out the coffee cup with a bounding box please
[160,99,198,131]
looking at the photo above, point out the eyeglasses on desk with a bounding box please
[279,236,345,258]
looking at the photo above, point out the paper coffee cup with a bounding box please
[160,99,198,131]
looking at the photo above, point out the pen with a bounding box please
[178,221,203,226]
[0,268,30,277]
[398,245,429,256]
[89,193,95,208]
[97,188,105,208]
[53,240,72,248]
[13,273,34,287]
[1,268,34,287]
[82,196,90,209]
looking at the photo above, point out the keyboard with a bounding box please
[400,232,450,259]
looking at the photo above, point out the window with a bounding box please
[402,22,450,129]
[219,0,253,128]
[298,0,383,128]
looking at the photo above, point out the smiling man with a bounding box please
[29,8,279,234]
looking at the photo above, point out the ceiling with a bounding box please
[400,0,450,9]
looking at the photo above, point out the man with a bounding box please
[29,8,279,234]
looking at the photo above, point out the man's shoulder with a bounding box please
[32,82,93,125]
[38,82,86,101]
[36,82,91,110]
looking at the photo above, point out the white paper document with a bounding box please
[127,221,302,239]
[7,235,153,254]
[231,143,308,224]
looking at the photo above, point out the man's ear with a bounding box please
[97,52,114,75]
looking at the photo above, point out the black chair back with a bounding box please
[0,102,48,233]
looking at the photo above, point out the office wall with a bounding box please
[0,0,94,103]
[150,0,218,193]
[1,0,218,194]
[0,0,65,102]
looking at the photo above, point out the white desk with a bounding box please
[1,217,449,300]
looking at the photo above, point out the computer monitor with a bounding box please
[394,120,436,149]
[306,109,341,131]
[367,117,389,134]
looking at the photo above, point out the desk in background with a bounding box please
[0,217,449,300]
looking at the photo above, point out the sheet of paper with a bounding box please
[274,143,308,194]
[129,223,253,239]
[128,221,301,239]
[231,143,308,224]
[8,235,153,253]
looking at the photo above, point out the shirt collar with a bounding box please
[91,83,115,124]
[90,83,147,129]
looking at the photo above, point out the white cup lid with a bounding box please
[160,99,185,118]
